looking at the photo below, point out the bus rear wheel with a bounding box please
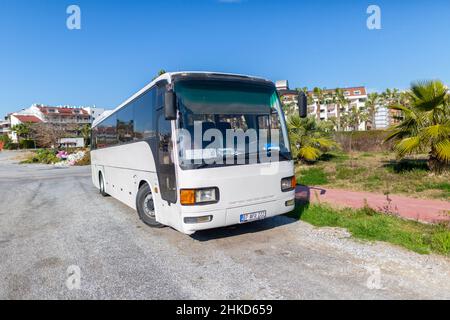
[136,183,163,228]
[99,172,108,197]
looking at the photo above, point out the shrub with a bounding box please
[74,151,91,166]
[334,130,394,152]
[0,135,11,143]
[384,159,429,173]
[19,139,35,149]
[6,143,19,150]
[21,149,60,164]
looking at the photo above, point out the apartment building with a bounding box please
[307,87,368,130]
[276,80,300,114]
[13,104,99,124]
[276,80,369,131]
[5,104,106,142]
[0,116,11,137]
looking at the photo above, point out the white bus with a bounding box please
[91,72,307,235]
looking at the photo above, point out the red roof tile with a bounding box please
[13,115,42,123]
[37,106,89,115]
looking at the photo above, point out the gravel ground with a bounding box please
[0,150,449,300]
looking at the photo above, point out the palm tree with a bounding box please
[11,122,31,148]
[287,114,337,162]
[334,88,347,131]
[313,87,326,121]
[153,69,167,80]
[365,92,380,130]
[79,124,91,147]
[385,80,450,173]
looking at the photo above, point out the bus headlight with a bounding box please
[180,188,219,205]
[281,176,296,192]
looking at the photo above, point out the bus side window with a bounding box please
[134,88,156,140]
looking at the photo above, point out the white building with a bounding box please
[374,105,390,129]
[59,137,85,148]
[5,104,108,142]
[9,114,43,142]
[82,107,106,124]
[0,117,11,137]
[12,104,106,125]
[277,81,369,131]
[307,87,368,130]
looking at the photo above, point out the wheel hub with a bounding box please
[143,194,155,218]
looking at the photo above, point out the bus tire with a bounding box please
[136,183,163,228]
[99,172,108,197]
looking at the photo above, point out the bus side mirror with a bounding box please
[298,92,308,118]
[165,90,177,120]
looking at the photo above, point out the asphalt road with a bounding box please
[0,151,449,300]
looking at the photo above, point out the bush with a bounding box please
[0,135,11,143]
[74,151,91,166]
[21,149,60,164]
[19,139,35,149]
[6,143,19,150]
[334,130,394,152]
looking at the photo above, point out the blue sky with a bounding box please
[1,0,449,115]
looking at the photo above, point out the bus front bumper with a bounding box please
[180,193,295,235]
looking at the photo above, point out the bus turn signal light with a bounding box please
[180,189,195,205]
[180,188,219,205]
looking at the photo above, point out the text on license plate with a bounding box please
[240,210,267,223]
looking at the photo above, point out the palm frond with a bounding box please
[434,140,450,163]
[410,80,447,112]
[394,136,423,157]
[298,145,320,161]
[421,124,450,141]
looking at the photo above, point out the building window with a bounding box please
[344,91,350,96]
[354,90,361,95]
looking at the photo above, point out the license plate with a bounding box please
[240,210,267,224]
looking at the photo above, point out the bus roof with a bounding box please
[93,71,273,127]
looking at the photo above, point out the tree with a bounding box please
[347,105,369,131]
[79,124,91,146]
[153,69,167,80]
[287,115,337,162]
[312,87,327,121]
[31,123,74,148]
[365,92,380,130]
[333,88,347,131]
[11,123,32,148]
[385,80,450,173]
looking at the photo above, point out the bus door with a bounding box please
[156,84,177,204]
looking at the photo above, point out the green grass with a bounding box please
[335,166,367,180]
[297,167,328,186]
[415,182,450,199]
[416,182,450,193]
[288,203,450,256]
[295,151,450,201]
[319,152,350,163]
[361,152,373,157]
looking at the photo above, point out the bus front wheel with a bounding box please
[136,184,163,228]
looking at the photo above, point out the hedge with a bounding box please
[334,130,394,152]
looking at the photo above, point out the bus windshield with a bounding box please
[174,80,291,170]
